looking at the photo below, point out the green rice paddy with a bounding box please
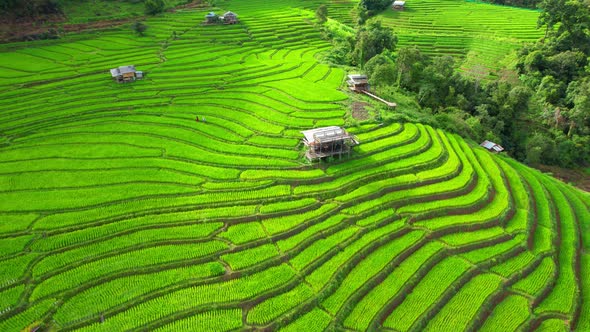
[376,0,544,73]
[0,0,588,331]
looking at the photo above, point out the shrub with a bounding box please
[131,21,147,36]
[316,5,328,24]
[144,0,165,15]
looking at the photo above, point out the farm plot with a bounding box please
[0,0,588,331]
[376,0,544,74]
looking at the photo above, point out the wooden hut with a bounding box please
[110,65,143,83]
[301,126,360,161]
[205,12,218,23]
[347,74,370,92]
[392,1,406,10]
[221,11,238,24]
[480,140,504,153]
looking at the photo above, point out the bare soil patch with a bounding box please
[352,101,370,121]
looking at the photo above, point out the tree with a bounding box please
[145,0,165,15]
[360,0,392,12]
[539,0,590,52]
[418,56,456,109]
[537,75,566,104]
[316,5,328,24]
[0,0,61,18]
[394,46,427,90]
[131,21,148,36]
[526,132,556,164]
[372,64,396,86]
[364,53,392,77]
[565,78,590,136]
[546,50,586,82]
[365,54,396,87]
[324,38,353,65]
[357,5,369,25]
[351,21,397,67]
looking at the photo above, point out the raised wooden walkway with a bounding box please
[361,90,397,108]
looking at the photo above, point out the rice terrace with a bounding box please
[0,0,589,331]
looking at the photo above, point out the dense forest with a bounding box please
[322,0,590,169]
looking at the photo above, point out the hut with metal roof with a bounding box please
[347,74,370,92]
[110,65,143,83]
[480,140,504,153]
[392,1,406,10]
[301,126,360,161]
[221,11,238,24]
[205,12,219,24]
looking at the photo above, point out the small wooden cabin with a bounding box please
[205,12,218,23]
[347,74,370,92]
[392,1,406,10]
[221,11,238,24]
[301,126,360,161]
[480,140,504,153]
[110,65,143,83]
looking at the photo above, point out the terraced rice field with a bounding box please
[376,0,544,73]
[0,0,588,331]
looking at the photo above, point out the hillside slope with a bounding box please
[0,1,588,331]
[376,0,543,74]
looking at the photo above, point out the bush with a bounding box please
[1,0,62,18]
[322,39,352,65]
[316,5,328,24]
[525,132,556,165]
[210,264,225,276]
[556,138,577,167]
[131,21,147,36]
[365,53,395,87]
[360,0,391,12]
[144,0,165,15]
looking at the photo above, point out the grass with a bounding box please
[0,0,588,330]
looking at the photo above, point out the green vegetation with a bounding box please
[0,0,588,331]
[378,0,542,70]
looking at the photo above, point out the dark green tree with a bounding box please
[565,78,590,136]
[357,5,369,25]
[364,53,391,77]
[360,0,392,11]
[351,21,397,67]
[316,5,328,24]
[418,56,456,109]
[365,54,396,87]
[145,0,165,15]
[526,132,557,164]
[394,46,427,90]
[0,0,61,17]
[131,21,148,36]
[539,0,590,51]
